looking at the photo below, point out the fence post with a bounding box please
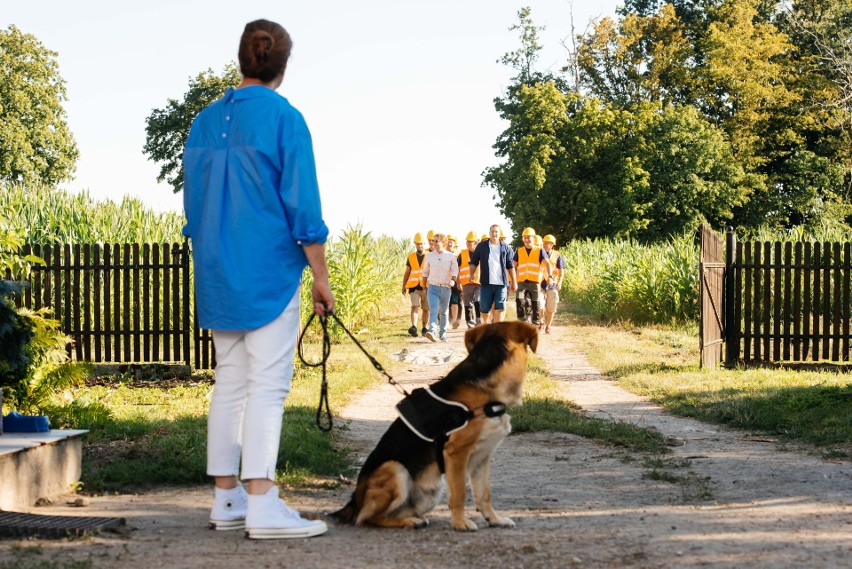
[725,227,737,367]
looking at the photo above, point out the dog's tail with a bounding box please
[328,494,358,524]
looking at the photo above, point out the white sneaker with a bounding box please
[245,487,328,539]
[209,485,248,531]
[424,331,436,342]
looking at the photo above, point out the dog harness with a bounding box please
[396,387,507,473]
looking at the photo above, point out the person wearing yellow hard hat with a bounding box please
[513,227,551,327]
[402,232,430,337]
[541,234,564,334]
[445,234,463,329]
[468,224,517,324]
[457,231,482,327]
[426,229,436,252]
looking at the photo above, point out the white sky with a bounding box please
[3,0,618,241]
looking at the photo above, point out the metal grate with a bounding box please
[0,511,126,539]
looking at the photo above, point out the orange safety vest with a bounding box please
[458,249,480,285]
[517,247,543,282]
[405,252,426,289]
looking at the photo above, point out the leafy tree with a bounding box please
[0,25,78,186]
[578,5,695,107]
[143,63,240,194]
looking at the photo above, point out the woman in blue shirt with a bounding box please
[183,19,332,540]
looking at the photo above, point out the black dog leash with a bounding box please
[297,310,407,432]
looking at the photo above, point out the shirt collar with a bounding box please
[224,85,282,102]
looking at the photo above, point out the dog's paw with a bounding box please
[411,517,429,529]
[452,518,478,532]
[487,516,516,529]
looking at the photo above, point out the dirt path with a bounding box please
[2,325,850,568]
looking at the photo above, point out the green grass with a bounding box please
[510,355,674,454]
[70,311,411,492]
[558,307,852,457]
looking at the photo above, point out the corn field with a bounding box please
[561,231,700,325]
[3,185,408,343]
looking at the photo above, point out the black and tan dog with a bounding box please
[331,321,538,531]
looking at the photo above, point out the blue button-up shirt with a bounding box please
[183,86,329,330]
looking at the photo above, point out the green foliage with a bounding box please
[0,25,78,186]
[0,182,185,244]
[4,308,105,426]
[143,63,241,194]
[0,282,35,393]
[562,231,699,324]
[303,224,407,333]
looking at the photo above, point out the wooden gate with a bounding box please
[699,224,725,368]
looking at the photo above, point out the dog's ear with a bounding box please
[464,325,489,353]
[508,321,538,353]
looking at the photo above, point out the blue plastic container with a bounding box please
[2,411,50,433]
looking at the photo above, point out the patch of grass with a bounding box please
[69,312,411,491]
[559,307,852,455]
[510,356,673,454]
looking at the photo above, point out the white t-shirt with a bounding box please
[422,250,459,285]
[487,242,504,285]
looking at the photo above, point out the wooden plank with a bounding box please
[181,241,191,367]
[123,244,131,361]
[763,242,771,362]
[172,243,181,361]
[845,243,851,361]
[753,242,762,361]
[133,243,141,362]
[143,244,150,362]
[115,244,123,362]
[30,244,40,310]
[823,242,831,360]
[93,245,102,362]
[832,242,841,361]
[783,242,792,360]
[103,245,112,362]
[812,243,821,361]
[744,243,753,362]
[793,242,802,360]
[153,244,160,362]
[773,241,781,361]
[82,244,91,361]
[803,242,812,360]
[42,245,52,313]
[163,243,171,361]
[734,241,743,364]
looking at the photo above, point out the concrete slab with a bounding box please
[0,430,88,511]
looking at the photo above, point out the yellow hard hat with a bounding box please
[427,229,435,241]
[447,234,457,243]
[522,227,536,237]
[480,234,488,242]
[499,228,506,239]
[534,235,543,247]
[543,234,556,245]
[465,230,477,241]
[413,232,426,244]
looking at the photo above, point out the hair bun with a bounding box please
[252,31,274,61]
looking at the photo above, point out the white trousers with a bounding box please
[207,292,300,481]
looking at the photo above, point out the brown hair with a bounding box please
[238,19,292,82]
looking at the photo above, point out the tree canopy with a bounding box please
[486,1,852,242]
[0,25,78,186]
[143,64,240,194]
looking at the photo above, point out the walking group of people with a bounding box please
[402,224,565,342]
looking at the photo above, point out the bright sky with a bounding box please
[3,0,618,241]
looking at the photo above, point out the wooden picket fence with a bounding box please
[700,225,852,367]
[6,242,216,369]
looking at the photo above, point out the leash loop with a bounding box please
[297,309,404,432]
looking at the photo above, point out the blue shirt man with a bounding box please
[469,225,517,323]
